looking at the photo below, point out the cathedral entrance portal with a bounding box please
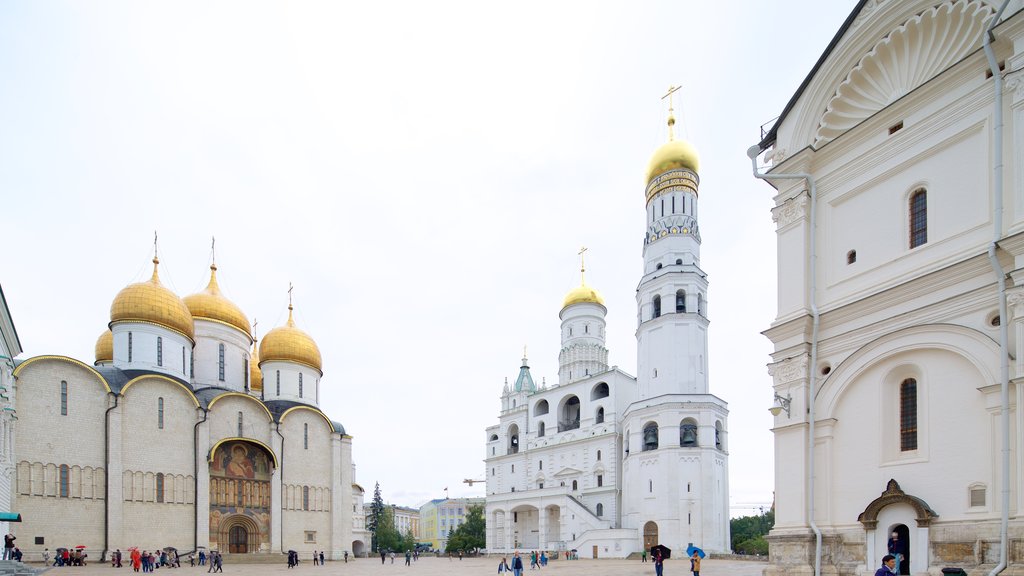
[209,439,276,553]
[229,525,248,554]
[643,521,658,551]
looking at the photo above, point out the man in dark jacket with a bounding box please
[511,552,524,576]
[875,554,897,576]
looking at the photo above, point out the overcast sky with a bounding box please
[0,1,854,516]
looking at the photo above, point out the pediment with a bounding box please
[814,0,994,147]
[553,467,582,477]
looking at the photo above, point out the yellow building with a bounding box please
[418,497,484,551]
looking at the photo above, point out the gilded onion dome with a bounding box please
[110,258,195,340]
[95,329,113,364]
[259,305,322,373]
[645,138,700,184]
[183,264,252,338]
[562,283,605,309]
[249,339,263,392]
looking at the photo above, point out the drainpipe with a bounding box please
[747,145,822,576]
[275,421,285,553]
[193,407,209,555]
[104,393,120,561]
[983,3,1011,576]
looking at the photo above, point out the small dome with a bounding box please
[259,305,322,373]
[110,258,195,340]
[249,340,263,392]
[95,330,113,364]
[562,284,605,309]
[184,264,251,337]
[645,138,700,184]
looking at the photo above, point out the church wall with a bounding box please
[206,395,273,446]
[280,409,333,552]
[112,323,191,381]
[13,359,109,555]
[192,320,251,390]
[260,361,319,405]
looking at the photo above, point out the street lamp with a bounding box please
[769,392,791,417]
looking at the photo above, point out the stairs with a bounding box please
[0,560,44,576]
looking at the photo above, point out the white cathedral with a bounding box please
[751,1,1024,576]
[484,113,730,558]
[10,255,370,560]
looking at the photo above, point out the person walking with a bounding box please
[381,550,386,565]
[690,551,701,576]
[344,551,348,563]
[214,552,223,573]
[876,555,898,576]
[497,557,511,574]
[405,550,411,566]
[511,552,524,576]
[319,551,324,566]
[653,548,664,576]
[887,532,906,575]
[3,533,14,561]
[313,551,319,566]
[642,549,647,563]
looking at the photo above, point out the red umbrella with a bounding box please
[74,546,87,549]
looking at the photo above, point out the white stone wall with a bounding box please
[279,408,333,553]
[259,361,320,406]
[192,320,251,391]
[112,322,191,381]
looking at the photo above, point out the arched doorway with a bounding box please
[890,524,910,575]
[218,514,260,554]
[209,439,277,553]
[352,540,366,557]
[229,525,248,553]
[643,521,658,551]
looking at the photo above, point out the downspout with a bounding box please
[747,146,822,576]
[983,3,1011,576]
[193,406,209,555]
[275,421,285,553]
[104,392,120,562]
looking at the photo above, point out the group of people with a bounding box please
[286,550,326,568]
[875,531,907,576]
[43,548,85,566]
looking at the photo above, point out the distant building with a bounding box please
[362,503,420,540]
[418,497,484,551]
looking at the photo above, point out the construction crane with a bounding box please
[463,478,485,487]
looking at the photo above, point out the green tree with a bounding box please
[368,482,386,552]
[446,505,485,553]
[730,509,774,554]
[375,505,404,552]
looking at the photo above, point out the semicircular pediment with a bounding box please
[815,0,993,147]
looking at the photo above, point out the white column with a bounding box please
[538,506,547,550]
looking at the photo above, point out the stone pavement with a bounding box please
[28,556,768,576]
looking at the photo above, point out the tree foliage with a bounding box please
[445,504,485,553]
[369,483,386,552]
[730,510,774,554]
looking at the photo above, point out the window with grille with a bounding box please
[304,423,309,449]
[157,336,163,367]
[238,412,244,437]
[128,332,133,362]
[218,344,226,381]
[60,381,68,416]
[158,397,164,429]
[970,487,986,507]
[299,373,304,398]
[900,378,918,451]
[909,189,927,248]
[59,465,69,498]
[156,473,165,503]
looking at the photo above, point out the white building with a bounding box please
[11,254,366,560]
[485,112,730,558]
[0,284,22,536]
[751,1,1024,575]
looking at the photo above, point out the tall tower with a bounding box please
[622,92,729,554]
[558,250,609,385]
[635,92,709,399]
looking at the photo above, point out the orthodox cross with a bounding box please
[211,236,217,266]
[661,85,680,140]
[288,282,294,308]
[578,246,588,283]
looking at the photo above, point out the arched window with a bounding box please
[847,250,857,264]
[597,474,603,487]
[58,465,70,498]
[559,395,581,432]
[596,503,604,517]
[596,407,605,424]
[156,473,165,503]
[304,423,309,449]
[218,343,226,382]
[299,373,304,398]
[676,290,686,313]
[596,450,601,461]
[909,189,927,248]
[237,412,244,437]
[158,397,164,429]
[624,429,630,456]
[591,383,609,400]
[534,400,549,416]
[182,348,186,374]
[572,480,578,491]
[900,378,918,451]
[60,381,68,416]
[128,332,133,363]
[652,295,661,319]
[157,336,163,367]
[303,486,310,511]
[643,422,659,451]
[715,421,723,450]
[697,293,704,316]
[276,371,281,396]
[244,355,250,390]
[537,421,546,437]
[680,419,699,447]
[508,424,519,455]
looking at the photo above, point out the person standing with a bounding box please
[42,548,50,566]
[887,532,906,575]
[876,555,898,576]
[344,551,348,563]
[642,549,647,563]
[319,551,324,566]
[653,548,664,576]
[511,552,524,576]
[405,550,411,566]
[313,550,319,566]
[3,533,14,560]
[381,550,386,565]
[497,557,511,574]
[690,552,701,576]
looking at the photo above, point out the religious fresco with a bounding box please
[209,441,274,552]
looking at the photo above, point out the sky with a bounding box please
[0,1,855,516]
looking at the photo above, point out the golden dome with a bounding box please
[184,264,251,337]
[645,138,700,184]
[110,258,195,340]
[249,340,263,392]
[95,330,113,364]
[259,305,322,373]
[562,283,605,309]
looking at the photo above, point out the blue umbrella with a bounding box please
[686,546,705,559]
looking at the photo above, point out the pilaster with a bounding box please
[195,410,210,550]
[272,426,283,554]
[106,394,123,557]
